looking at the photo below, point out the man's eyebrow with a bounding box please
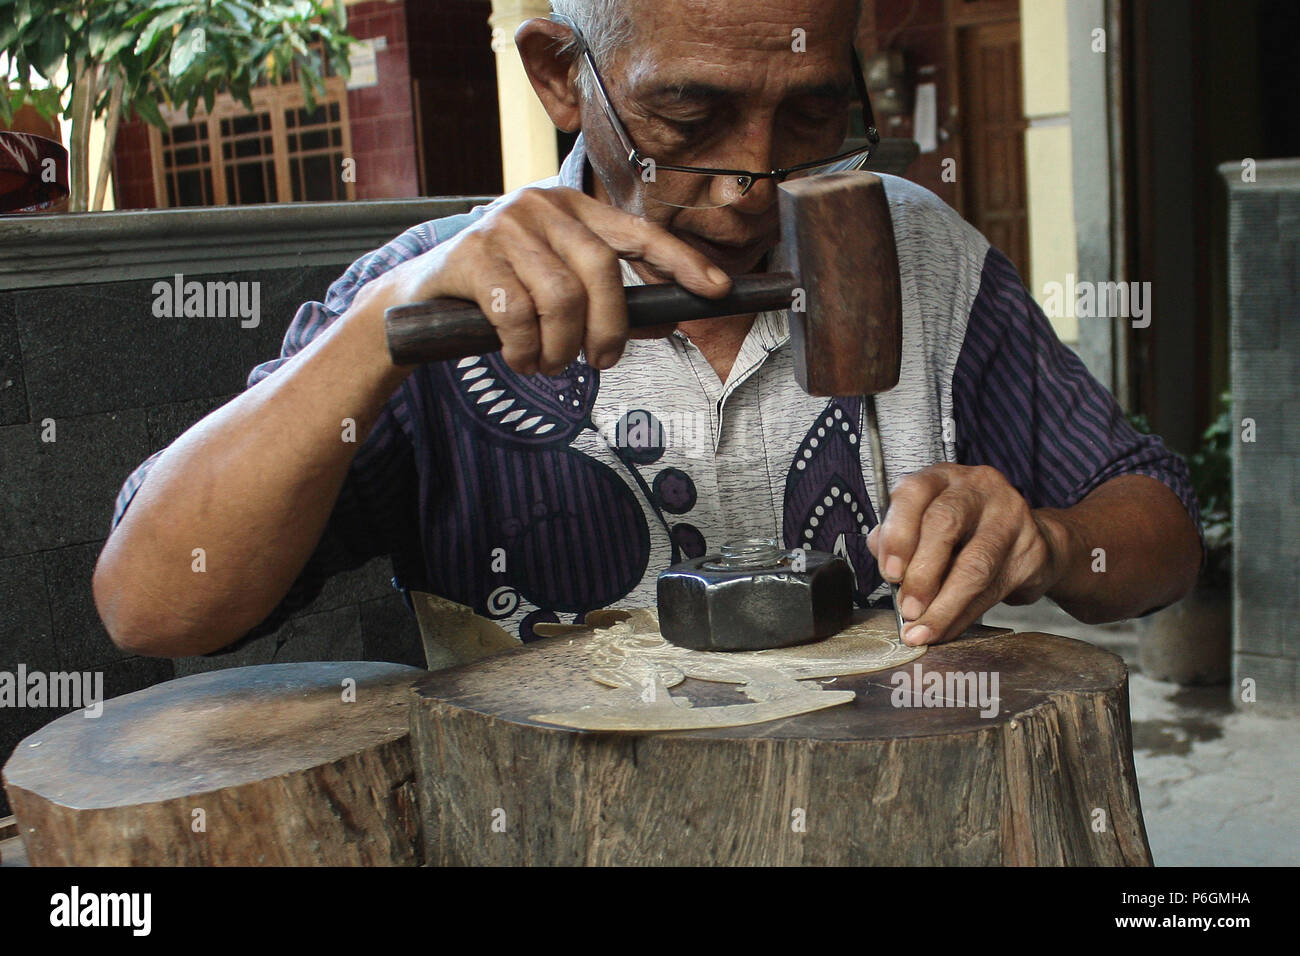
[640,79,855,105]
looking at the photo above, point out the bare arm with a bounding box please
[1032,473,1202,624]
[93,188,730,657]
[93,284,412,657]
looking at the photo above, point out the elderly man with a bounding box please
[93,0,1202,658]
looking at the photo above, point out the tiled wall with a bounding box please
[0,264,425,815]
[347,0,421,200]
[111,120,156,210]
[1226,163,1300,712]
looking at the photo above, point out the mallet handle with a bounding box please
[385,272,797,365]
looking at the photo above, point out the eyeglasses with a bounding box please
[549,12,881,209]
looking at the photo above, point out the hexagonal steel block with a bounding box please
[656,548,854,651]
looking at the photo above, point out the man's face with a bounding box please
[581,0,861,277]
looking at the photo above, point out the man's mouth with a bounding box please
[678,232,775,273]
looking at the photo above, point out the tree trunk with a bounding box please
[411,611,1153,866]
[2,662,425,866]
[66,60,95,212]
[91,69,123,211]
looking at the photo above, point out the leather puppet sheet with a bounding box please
[529,608,925,732]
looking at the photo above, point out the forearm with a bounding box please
[1032,474,1203,624]
[93,285,413,657]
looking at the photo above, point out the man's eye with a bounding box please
[660,116,707,137]
[792,107,846,126]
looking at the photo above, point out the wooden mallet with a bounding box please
[385,170,901,397]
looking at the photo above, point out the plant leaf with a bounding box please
[33,23,67,78]
[169,25,202,76]
[129,91,167,129]
[134,7,186,56]
[100,28,138,63]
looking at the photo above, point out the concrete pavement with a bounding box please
[985,600,1300,866]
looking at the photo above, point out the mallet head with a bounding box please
[775,170,903,397]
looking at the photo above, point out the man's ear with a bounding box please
[515,19,583,133]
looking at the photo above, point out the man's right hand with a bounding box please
[372,186,734,376]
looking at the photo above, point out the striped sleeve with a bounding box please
[952,247,1204,547]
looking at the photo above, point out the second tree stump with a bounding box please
[3,661,424,866]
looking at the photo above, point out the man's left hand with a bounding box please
[864,463,1070,645]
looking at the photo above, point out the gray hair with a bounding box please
[549,0,634,101]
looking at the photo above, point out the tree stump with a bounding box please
[410,611,1152,865]
[3,662,424,866]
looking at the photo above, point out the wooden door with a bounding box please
[957,20,1029,277]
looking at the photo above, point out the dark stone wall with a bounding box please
[0,265,424,815]
[1227,167,1300,712]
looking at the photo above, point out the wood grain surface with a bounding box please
[410,611,1152,866]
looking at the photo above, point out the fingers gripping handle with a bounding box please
[385,273,798,366]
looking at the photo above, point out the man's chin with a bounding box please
[719,249,771,277]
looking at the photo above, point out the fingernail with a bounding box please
[883,556,904,582]
[900,595,925,621]
[904,624,931,646]
[707,266,730,285]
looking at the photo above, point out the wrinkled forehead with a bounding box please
[618,0,861,75]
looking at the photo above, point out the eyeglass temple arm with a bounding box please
[581,49,644,165]
[550,13,645,166]
[850,46,880,143]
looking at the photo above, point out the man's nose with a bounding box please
[715,120,780,212]
[727,173,779,213]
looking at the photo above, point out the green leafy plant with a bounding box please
[1,0,354,211]
[1187,391,1232,587]
[1127,391,1233,588]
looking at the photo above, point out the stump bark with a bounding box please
[3,662,424,866]
[410,613,1152,866]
